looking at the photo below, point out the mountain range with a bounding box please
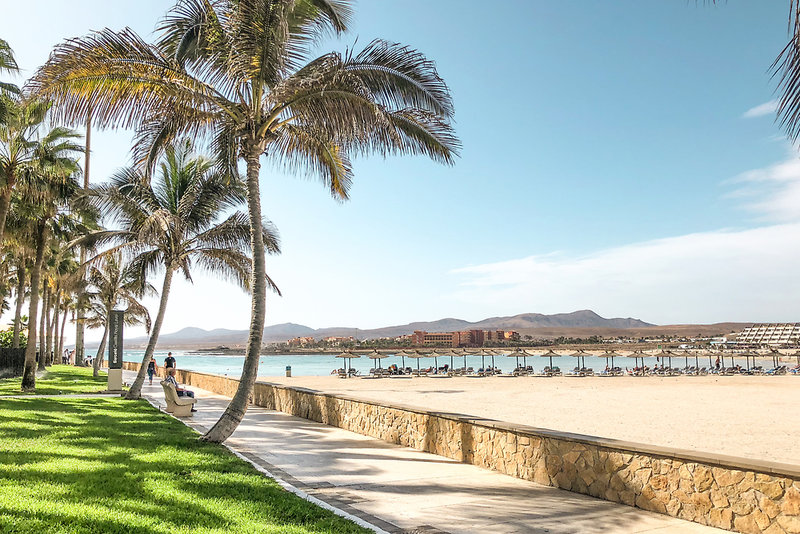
[118,310,658,348]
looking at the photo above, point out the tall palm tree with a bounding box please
[31,0,459,441]
[0,98,84,243]
[81,139,280,399]
[85,252,152,376]
[19,143,82,390]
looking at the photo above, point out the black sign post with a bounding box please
[107,310,124,391]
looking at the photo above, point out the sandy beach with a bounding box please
[259,373,800,466]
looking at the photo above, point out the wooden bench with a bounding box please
[160,380,196,417]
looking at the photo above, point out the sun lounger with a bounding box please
[160,380,196,417]
[566,367,584,377]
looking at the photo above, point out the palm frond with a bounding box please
[345,40,455,118]
[29,28,237,128]
[0,39,18,75]
[772,0,800,141]
[272,124,353,200]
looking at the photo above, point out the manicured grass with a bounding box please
[0,397,369,534]
[0,365,108,396]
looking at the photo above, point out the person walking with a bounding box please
[147,357,158,385]
[164,352,176,371]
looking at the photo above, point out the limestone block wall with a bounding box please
[122,362,800,534]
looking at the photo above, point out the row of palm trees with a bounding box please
[2,0,459,443]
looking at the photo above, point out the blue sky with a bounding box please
[2,1,799,341]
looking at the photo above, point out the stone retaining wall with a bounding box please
[124,362,800,533]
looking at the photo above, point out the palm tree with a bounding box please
[85,252,152,376]
[81,139,280,399]
[0,98,84,243]
[31,0,459,441]
[19,141,82,390]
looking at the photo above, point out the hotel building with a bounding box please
[736,323,800,346]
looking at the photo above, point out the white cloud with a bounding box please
[729,154,800,222]
[742,100,778,119]
[451,224,800,325]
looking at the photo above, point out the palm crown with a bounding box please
[31,0,458,438]
[83,139,280,291]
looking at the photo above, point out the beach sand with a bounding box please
[258,373,800,465]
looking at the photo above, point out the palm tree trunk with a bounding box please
[75,108,92,367]
[21,221,48,390]
[93,321,108,377]
[203,149,267,443]
[45,290,55,365]
[0,174,15,243]
[57,304,68,364]
[38,285,47,371]
[12,262,25,348]
[125,267,174,400]
[51,291,60,365]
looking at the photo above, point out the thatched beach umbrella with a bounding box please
[507,349,525,369]
[649,349,674,370]
[626,350,647,374]
[568,350,588,370]
[442,349,462,369]
[367,350,389,369]
[486,348,500,368]
[335,351,359,374]
[396,350,411,368]
[539,349,562,370]
[407,350,428,372]
[430,349,450,370]
[738,349,759,371]
[601,349,624,370]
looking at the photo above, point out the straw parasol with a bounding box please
[539,349,562,370]
[648,349,674,370]
[600,349,624,370]
[367,349,389,369]
[626,350,647,374]
[396,350,412,368]
[737,349,760,371]
[568,349,588,370]
[430,349,451,370]
[507,348,527,369]
[335,351,359,374]
[407,350,428,372]
[441,348,461,369]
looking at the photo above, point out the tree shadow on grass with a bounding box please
[0,397,369,534]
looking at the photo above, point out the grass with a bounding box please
[0,365,108,396]
[0,397,370,534]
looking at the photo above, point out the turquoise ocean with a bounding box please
[121,350,764,377]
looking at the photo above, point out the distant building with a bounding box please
[736,324,800,346]
[485,330,520,342]
[412,329,516,347]
[287,336,315,347]
[322,336,354,346]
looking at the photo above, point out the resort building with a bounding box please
[736,323,800,346]
[411,329,518,347]
[322,336,355,346]
[287,336,316,347]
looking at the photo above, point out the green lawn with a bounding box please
[0,397,369,534]
[0,365,108,396]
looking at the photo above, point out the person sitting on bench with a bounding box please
[165,368,195,399]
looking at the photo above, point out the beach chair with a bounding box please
[160,380,196,417]
[337,368,348,378]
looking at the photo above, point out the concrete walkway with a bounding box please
[128,371,724,534]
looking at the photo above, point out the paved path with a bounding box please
[128,371,724,534]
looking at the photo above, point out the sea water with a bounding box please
[122,350,756,377]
